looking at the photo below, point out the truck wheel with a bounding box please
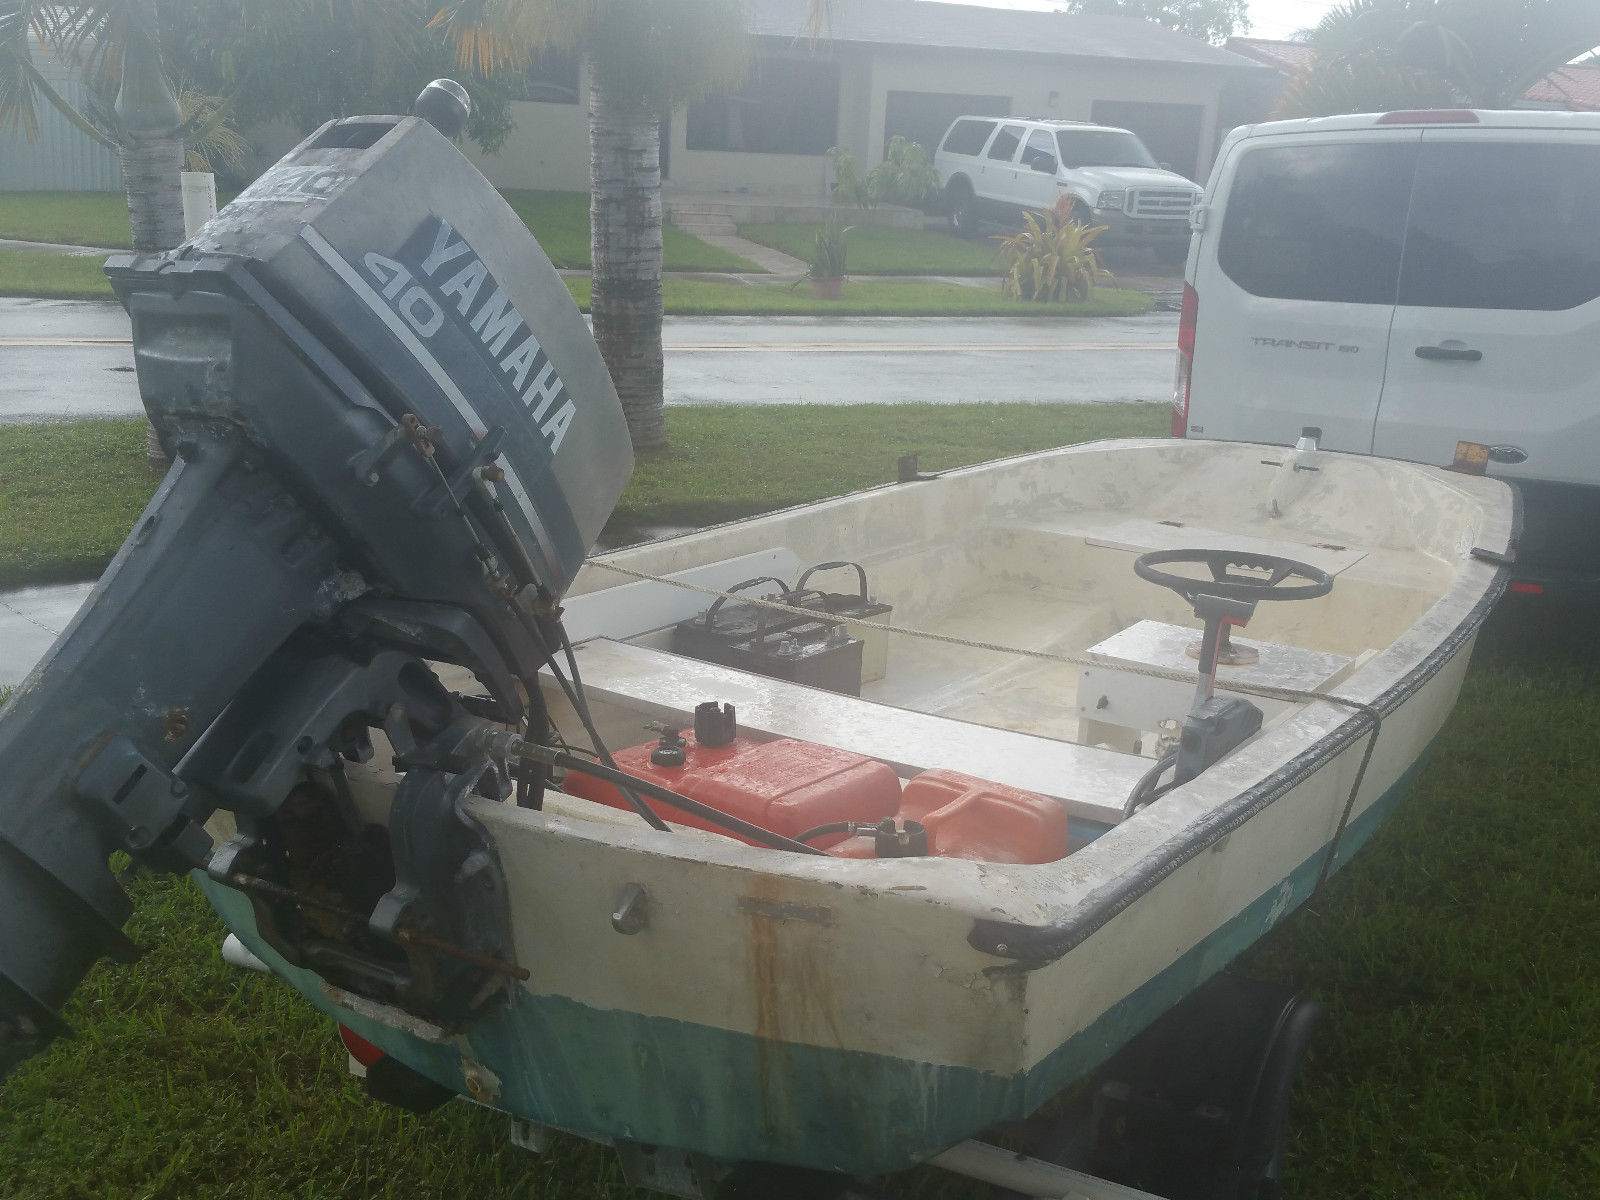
[947,183,978,238]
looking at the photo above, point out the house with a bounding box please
[464,0,1275,195]
[1224,37,1600,118]
[5,1,1275,199]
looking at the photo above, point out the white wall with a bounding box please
[463,62,591,192]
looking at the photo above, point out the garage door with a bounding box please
[884,91,1010,159]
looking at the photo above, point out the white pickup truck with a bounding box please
[933,116,1201,263]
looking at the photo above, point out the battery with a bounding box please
[786,561,893,684]
[673,579,864,695]
[723,620,865,696]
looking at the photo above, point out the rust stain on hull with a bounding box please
[746,875,848,1154]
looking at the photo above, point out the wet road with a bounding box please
[0,299,1178,422]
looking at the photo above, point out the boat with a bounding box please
[197,433,1515,1182]
[0,100,1516,1198]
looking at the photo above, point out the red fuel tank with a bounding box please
[830,769,1072,864]
[562,730,901,847]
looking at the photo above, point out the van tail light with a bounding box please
[338,1023,386,1068]
[1172,282,1198,437]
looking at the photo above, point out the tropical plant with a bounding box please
[865,135,938,208]
[826,144,870,207]
[1276,0,1600,117]
[174,85,248,175]
[828,137,939,209]
[4,0,207,469]
[157,0,520,165]
[431,0,750,453]
[3,1,190,252]
[3,1,518,469]
[994,196,1113,304]
[809,218,851,279]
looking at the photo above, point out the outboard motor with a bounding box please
[0,90,633,1076]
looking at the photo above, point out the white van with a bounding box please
[1174,109,1600,597]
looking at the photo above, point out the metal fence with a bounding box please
[0,44,123,192]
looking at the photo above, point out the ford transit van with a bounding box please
[1174,110,1600,596]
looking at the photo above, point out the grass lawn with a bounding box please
[0,421,155,587]
[0,247,115,299]
[564,276,1151,318]
[0,406,1165,589]
[739,221,1004,275]
[499,190,761,272]
[0,248,1147,317]
[0,190,760,273]
[0,190,138,248]
[3,413,1600,1200]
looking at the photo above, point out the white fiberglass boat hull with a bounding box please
[203,438,1515,1173]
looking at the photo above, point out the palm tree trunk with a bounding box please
[588,81,666,453]
[115,8,186,475]
[123,133,185,474]
[119,135,186,255]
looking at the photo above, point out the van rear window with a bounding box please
[942,120,997,156]
[1217,142,1417,304]
[1398,142,1600,311]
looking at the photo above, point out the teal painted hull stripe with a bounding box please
[199,737,1434,1175]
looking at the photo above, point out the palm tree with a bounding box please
[3,1,189,252]
[3,1,420,468]
[431,0,749,453]
[1277,0,1600,117]
[5,1,193,471]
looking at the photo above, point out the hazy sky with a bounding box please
[918,0,1342,42]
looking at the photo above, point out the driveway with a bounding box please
[1,299,1179,422]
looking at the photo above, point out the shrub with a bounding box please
[994,195,1114,303]
[827,138,939,209]
[827,147,871,207]
[866,136,939,207]
[809,219,852,278]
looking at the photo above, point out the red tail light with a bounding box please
[1171,282,1198,437]
[1508,581,1544,595]
[338,1023,385,1068]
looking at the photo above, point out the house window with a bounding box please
[525,48,579,104]
[686,56,840,154]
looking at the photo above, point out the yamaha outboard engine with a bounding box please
[0,92,633,1075]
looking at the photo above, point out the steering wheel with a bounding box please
[1134,549,1333,605]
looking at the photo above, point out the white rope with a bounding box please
[580,559,1365,712]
